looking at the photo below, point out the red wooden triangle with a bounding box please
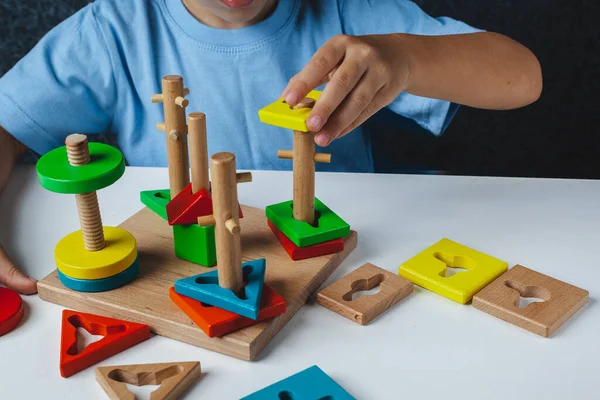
[60,310,151,378]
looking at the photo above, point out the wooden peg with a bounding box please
[292,97,316,110]
[197,215,216,227]
[175,96,189,108]
[188,112,210,193]
[293,130,317,224]
[183,87,190,97]
[156,122,166,132]
[151,94,164,103]
[96,361,201,400]
[160,75,190,198]
[168,130,180,141]
[236,172,252,183]
[277,150,330,164]
[210,152,243,296]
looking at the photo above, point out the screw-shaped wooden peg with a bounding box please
[65,134,106,252]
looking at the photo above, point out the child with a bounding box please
[0,0,542,293]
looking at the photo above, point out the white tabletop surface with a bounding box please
[0,165,598,399]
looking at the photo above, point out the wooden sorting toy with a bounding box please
[173,224,216,267]
[96,361,201,400]
[36,134,138,291]
[268,220,344,261]
[399,238,508,304]
[60,310,151,378]
[152,75,190,198]
[259,91,350,259]
[473,265,589,337]
[317,263,413,325]
[241,365,355,400]
[140,189,171,221]
[169,286,286,338]
[0,287,24,336]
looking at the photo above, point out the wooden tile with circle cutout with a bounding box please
[317,263,413,325]
[473,265,589,337]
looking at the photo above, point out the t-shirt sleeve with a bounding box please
[339,0,483,135]
[0,3,116,155]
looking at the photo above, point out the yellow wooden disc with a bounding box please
[55,227,137,280]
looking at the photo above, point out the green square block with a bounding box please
[173,224,216,267]
[266,198,350,247]
[140,189,170,220]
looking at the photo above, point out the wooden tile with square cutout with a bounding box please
[317,263,413,325]
[473,265,589,337]
[38,206,357,361]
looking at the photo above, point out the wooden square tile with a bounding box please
[473,265,589,337]
[317,263,413,325]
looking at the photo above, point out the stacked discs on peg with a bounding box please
[36,134,139,292]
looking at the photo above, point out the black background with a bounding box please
[1,0,598,178]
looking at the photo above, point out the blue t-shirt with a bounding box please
[0,0,479,172]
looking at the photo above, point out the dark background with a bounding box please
[0,0,598,178]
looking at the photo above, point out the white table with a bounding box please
[0,166,598,399]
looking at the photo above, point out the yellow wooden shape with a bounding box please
[258,90,322,132]
[398,238,508,304]
[55,227,137,280]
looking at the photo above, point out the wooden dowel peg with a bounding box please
[292,97,316,110]
[151,94,163,103]
[188,113,210,194]
[277,150,293,160]
[210,152,243,296]
[156,122,166,132]
[183,87,190,97]
[168,130,180,141]
[236,172,252,183]
[197,215,216,227]
[175,96,189,108]
[293,130,316,224]
[314,153,331,163]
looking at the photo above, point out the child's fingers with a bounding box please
[314,72,385,146]
[336,93,387,140]
[0,246,37,295]
[281,35,346,105]
[306,60,367,132]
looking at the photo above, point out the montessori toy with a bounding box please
[96,361,201,400]
[0,287,24,336]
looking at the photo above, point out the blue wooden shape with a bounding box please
[174,258,266,320]
[241,365,355,400]
[57,258,139,292]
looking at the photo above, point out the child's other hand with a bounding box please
[281,34,409,146]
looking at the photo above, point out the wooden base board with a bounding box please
[38,206,357,361]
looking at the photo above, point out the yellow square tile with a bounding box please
[398,238,508,304]
[258,90,322,132]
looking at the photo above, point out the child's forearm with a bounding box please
[0,126,27,192]
[397,32,542,110]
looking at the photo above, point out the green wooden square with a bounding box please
[140,189,170,220]
[265,198,350,247]
[173,224,216,267]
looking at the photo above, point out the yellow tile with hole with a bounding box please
[398,238,508,304]
[258,90,322,132]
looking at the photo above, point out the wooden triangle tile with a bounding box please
[96,361,201,400]
[60,310,151,378]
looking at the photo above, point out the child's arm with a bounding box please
[0,126,37,294]
[282,32,542,146]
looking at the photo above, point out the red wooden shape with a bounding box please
[0,287,24,336]
[60,310,151,378]
[169,284,287,338]
[268,220,344,260]
[166,183,244,226]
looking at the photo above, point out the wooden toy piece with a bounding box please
[166,184,213,226]
[317,263,413,325]
[188,112,209,194]
[57,258,139,292]
[36,137,125,195]
[197,152,252,296]
[140,189,171,220]
[268,220,344,260]
[96,361,201,400]
[60,310,151,378]
[174,259,266,320]
[398,238,508,304]
[473,265,589,337]
[0,287,25,336]
[258,90,322,132]
[266,198,350,247]
[241,365,355,400]
[37,205,359,361]
[55,226,137,280]
[169,284,286,338]
[173,224,216,267]
[152,75,190,198]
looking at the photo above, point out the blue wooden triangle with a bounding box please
[174,258,266,320]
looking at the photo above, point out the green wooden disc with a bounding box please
[36,143,125,194]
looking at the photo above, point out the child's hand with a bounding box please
[0,244,37,294]
[281,34,410,146]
